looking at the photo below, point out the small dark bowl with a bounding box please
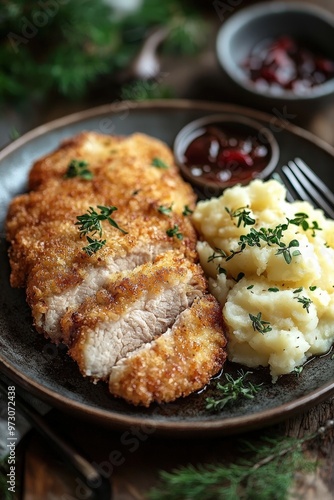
[216,2,334,116]
[173,113,279,197]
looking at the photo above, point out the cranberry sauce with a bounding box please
[183,125,270,185]
[242,35,334,94]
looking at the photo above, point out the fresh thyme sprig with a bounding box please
[76,205,127,237]
[207,248,227,262]
[64,159,93,180]
[76,205,127,256]
[249,312,272,334]
[166,225,183,240]
[225,206,256,227]
[292,288,313,313]
[294,295,313,313]
[205,370,262,411]
[208,219,302,265]
[288,212,322,237]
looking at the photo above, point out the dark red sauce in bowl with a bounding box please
[174,115,279,193]
[242,35,334,95]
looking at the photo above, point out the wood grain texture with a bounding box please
[283,397,334,499]
[19,398,334,500]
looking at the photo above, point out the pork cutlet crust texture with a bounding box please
[6,131,227,406]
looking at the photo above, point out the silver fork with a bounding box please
[280,157,334,219]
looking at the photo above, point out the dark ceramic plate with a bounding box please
[1,100,334,436]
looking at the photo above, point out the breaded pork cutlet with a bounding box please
[6,132,227,406]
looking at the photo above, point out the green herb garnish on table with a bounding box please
[147,432,320,500]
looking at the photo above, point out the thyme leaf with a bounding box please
[275,239,301,264]
[294,295,312,313]
[234,272,245,283]
[76,205,127,237]
[151,157,169,169]
[225,206,256,227]
[289,212,322,236]
[182,205,194,216]
[293,366,304,377]
[166,225,183,240]
[217,265,227,275]
[205,370,262,412]
[249,312,272,334]
[64,159,93,180]
[158,204,173,216]
[82,236,106,256]
[207,247,227,262]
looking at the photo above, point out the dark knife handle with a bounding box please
[0,378,112,499]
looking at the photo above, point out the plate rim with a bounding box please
[1,98,334,436]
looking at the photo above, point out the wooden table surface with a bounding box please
[19,400,334,499]
[4,1,334,498]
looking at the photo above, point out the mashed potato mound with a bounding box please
[193,179,334,381]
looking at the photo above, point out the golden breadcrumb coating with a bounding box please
[6,132,227,405]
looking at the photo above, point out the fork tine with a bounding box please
[281,164,313,203]
[294,157,334,206]
[281,160,334,219]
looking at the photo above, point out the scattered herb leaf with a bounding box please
[166,225,183,240]
[9,126,20,141]
[268,287,279,292]
[309,286,317,291]
[158,204,173,216]
[289,212,322,237]
[208,247,227,262]
[275,239,301,265]
[293,366,304,377]
[247,285,254,290]
[249,312,272,334]
[182,205,194,216]
[294,295,312,313]
[151,157,169,169]
[217,265,227,275]
[64,159,93,180]
[225,206,256,227]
